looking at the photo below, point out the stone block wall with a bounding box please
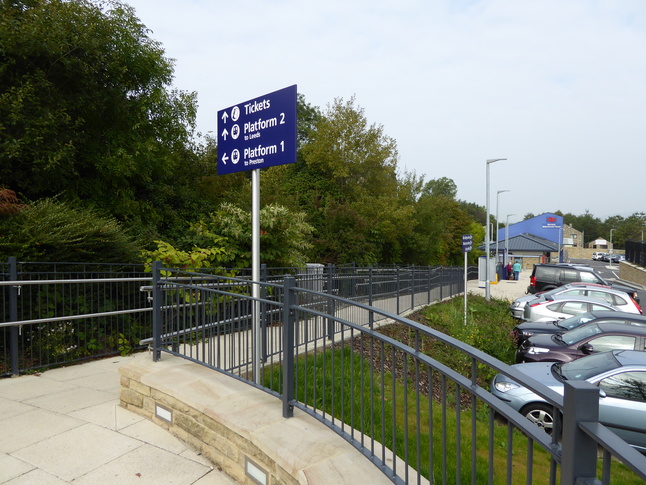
[119,354,393,485]
[619,262,646,288]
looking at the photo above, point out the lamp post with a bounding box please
[485,158,507,300]
[609,228,616,267]
[505,213,516,266]
[495,190,510,268]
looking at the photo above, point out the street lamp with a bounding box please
[609,228,616,267]
[495,190,510,268]
[505,214,516,266]
[485,158,507,300]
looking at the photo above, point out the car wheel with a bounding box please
[521,403,555,434]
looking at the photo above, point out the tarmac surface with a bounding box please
[0,267,532,485]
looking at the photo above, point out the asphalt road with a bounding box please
[569,258,646,305]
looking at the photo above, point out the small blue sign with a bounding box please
[218,85,297,175]
[462,234,473,253]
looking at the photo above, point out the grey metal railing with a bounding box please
[149,265,646,484]
[1,258,472,376]
[0,258,152,376]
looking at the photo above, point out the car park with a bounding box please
[512,310,646,346]
[491,350,646,451]
[510,283,642,319]
[521,294,628,323]
[526,263,639,303]
[515,322,646,364]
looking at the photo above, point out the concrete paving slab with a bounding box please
[41,357,131,382]
[68,398,144,431]
[118,418,192,455]
[64,368,122,392]
[0,375,76,401]
[4,467,69,484]
[22,386,114,415]
[0,453,35,483]
[0,409,83,454]
[0,396,36,420]
[72,443,215,485]
[11,422,142,482]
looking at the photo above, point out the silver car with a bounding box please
[491,350,646,451]
[511,283,642,320]
[522,294,626,323]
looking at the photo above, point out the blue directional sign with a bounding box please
[217,85,297,175]
[462,234,473,253]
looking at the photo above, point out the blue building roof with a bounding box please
[500,233,559,252]
[496,213,563,244]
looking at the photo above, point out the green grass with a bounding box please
[263,295,644,484]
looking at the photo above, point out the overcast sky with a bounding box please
[125,0,645,222]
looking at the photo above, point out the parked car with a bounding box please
[522,294,627,323]
[515,322,646,364]
[592,252,605,261]
[510,282,642,319]
[491,350,646,451]
[513,311,646,346]
[526,264,640,304]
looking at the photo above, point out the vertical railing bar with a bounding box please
[282,276,295,418]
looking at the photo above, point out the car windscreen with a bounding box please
[560,351,621,380]
[561,323,602,345]
[559,312,597,330]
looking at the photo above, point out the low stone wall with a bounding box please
[619,262,646,288]
[119,353,392,485]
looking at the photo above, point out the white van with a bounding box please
[592,252,604,260]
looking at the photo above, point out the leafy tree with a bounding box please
[144,203,314,269]
[263,96,412,264]
[407,193,476,265]
[422,177,458,199]
[564,210,602,245]
[0,198,140,262]
[0,0,199,236]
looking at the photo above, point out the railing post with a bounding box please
[152,260,162,362]
[261,263,268,362]
[8,257,20,376]
[396,266,400,315]
[440,266,444,300]
[410,265,415,312]
[560,380,602,485]
[327,263,335,340]
[368,266,374,329]
[282,276,295,418]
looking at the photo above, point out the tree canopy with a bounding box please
[0,0,202,235]
[2,1,640,267]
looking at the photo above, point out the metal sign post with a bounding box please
[218,85,297,383]
[462,234,473,325]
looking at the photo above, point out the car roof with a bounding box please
[547,294,618,305]
[564,282,610,289]
[559,284,625,295]
[613,349,646,366]
[582,310,646,321]
[583,322,646,336]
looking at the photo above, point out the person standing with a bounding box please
[506,262,513,280]
[512,260,521,281]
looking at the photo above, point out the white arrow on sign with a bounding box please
[221,111,229,123]
[221,128,229,140]
[222,153,229,164]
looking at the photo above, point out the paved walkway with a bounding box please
[466,267,531,301]
[0,356,237,484]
